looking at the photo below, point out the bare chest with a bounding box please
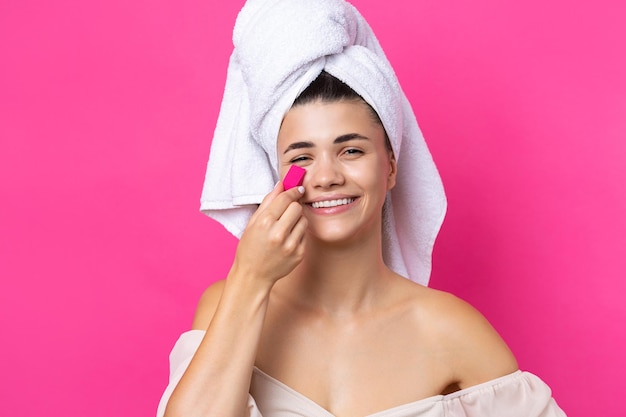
[255,309,454,416]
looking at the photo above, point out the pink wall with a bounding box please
[1,1,624,415]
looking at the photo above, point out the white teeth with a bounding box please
[311,198,355,209]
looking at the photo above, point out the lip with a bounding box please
[304,194,358,204]
[304,195,359,214]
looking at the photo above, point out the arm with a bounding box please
[427,291,519,389]
[163,183,307,417]
[426,292,567,415]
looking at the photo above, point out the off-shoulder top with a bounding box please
[156,330,567,417]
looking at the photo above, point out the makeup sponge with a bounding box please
[283,165,306,190]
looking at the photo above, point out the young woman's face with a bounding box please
[277,99,396,244]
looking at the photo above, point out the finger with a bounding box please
[277,202,307,245]
[289,214,308,243]
[260,201,303,249]
[256,182,284,212]
[262,186,305,220]
[249,182,284,223]
[283,215,308,256]
[277,200,304,228]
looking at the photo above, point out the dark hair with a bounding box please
[293,71,392,151]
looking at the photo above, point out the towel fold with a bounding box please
[200,0,447,285]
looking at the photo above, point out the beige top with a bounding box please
[157,330,567,417]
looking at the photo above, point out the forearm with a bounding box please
[164,275,271,417]
[163,184,306,417]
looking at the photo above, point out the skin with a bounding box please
[164,100,518,417]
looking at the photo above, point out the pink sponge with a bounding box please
[283,165,306,190]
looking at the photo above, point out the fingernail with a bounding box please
[297,186,305,194]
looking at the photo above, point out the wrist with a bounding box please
[224,263,274,304]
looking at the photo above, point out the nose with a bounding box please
[308,155,344,189]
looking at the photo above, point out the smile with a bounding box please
[310,198,355,209]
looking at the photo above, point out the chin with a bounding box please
[307,222,376,246]
[306,227,357,245]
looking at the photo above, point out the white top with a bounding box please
[157,330,567,417]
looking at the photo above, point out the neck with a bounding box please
[276,230,394,316]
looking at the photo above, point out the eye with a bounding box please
[343,148,364,157]
[289,155,311,164]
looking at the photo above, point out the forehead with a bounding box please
[278,100,384,147]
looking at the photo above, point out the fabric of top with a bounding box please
[199,0,447,285]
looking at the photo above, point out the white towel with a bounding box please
[200,0,447,286]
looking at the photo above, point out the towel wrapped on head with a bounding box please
[200,0,447,286]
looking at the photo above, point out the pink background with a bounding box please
[1,1,624,415]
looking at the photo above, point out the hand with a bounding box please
[230,183,307,289]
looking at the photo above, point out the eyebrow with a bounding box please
[283,133,370,154]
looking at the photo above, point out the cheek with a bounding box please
[346,159,388,194]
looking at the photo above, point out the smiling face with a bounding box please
[277,99,397,245]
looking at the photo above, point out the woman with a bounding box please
[158,1,566,416]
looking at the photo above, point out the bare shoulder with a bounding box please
[191,279,226,330]
[413,286,519,387]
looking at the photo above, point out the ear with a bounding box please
[387,151,397,191]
